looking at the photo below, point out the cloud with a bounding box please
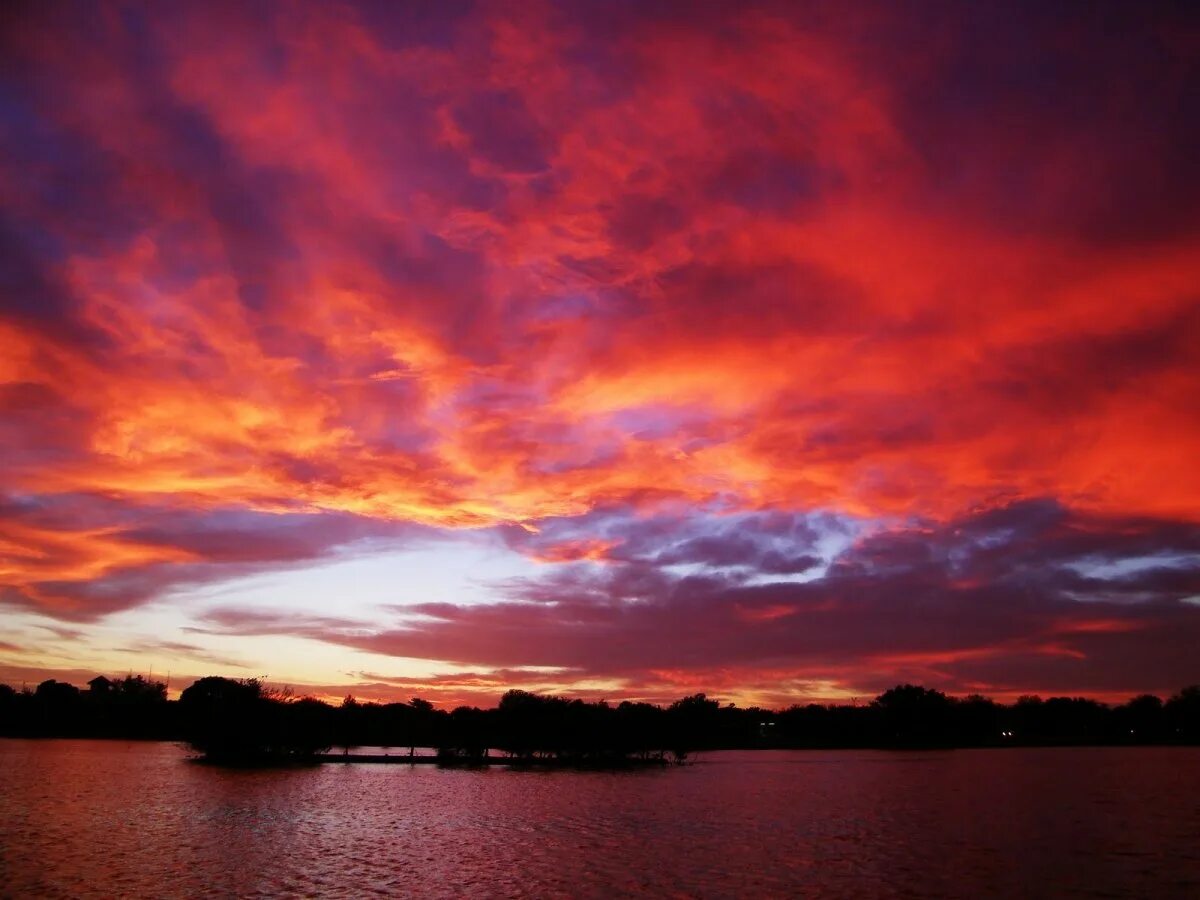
[0,494,429,619]
[1,3,1197,702]
[186,608,370,639]
[112,639,249,670]
[180,501,1200,699]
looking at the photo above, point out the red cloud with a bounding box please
[2,3,1198,701]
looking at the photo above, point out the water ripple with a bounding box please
[1,743,1199,898]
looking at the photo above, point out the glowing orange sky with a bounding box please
[2,2,1198,707]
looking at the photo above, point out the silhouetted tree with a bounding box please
[667,693,721,758]
[1115,694,1166,742]
[873,684,953,746]
[954,694,1003,745]
[5,673,1200,756]
[179,676,331,764]
[1166,686,1200,740]
[437,706,489,762]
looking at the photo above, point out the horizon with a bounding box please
[11,668,1200,714]
[3,2,1199,709]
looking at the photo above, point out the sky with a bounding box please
[2,1,1199,708]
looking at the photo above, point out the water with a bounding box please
[1,741,1198,898]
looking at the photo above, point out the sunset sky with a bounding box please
[2,1,1198,708]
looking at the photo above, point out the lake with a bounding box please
[1,740,1198,898]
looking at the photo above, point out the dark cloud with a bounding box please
[871,0,1200,243]
[189,501,1200,697]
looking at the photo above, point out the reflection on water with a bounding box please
[2,741,1199,898]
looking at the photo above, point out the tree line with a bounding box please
[2,675,1198,764]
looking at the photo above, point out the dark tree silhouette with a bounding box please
[3,673,1200,764]
[1166,686,1200,740]
[179,676,331,764]
[873,684,954,746]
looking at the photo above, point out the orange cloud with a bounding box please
[2,2,1198,701]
